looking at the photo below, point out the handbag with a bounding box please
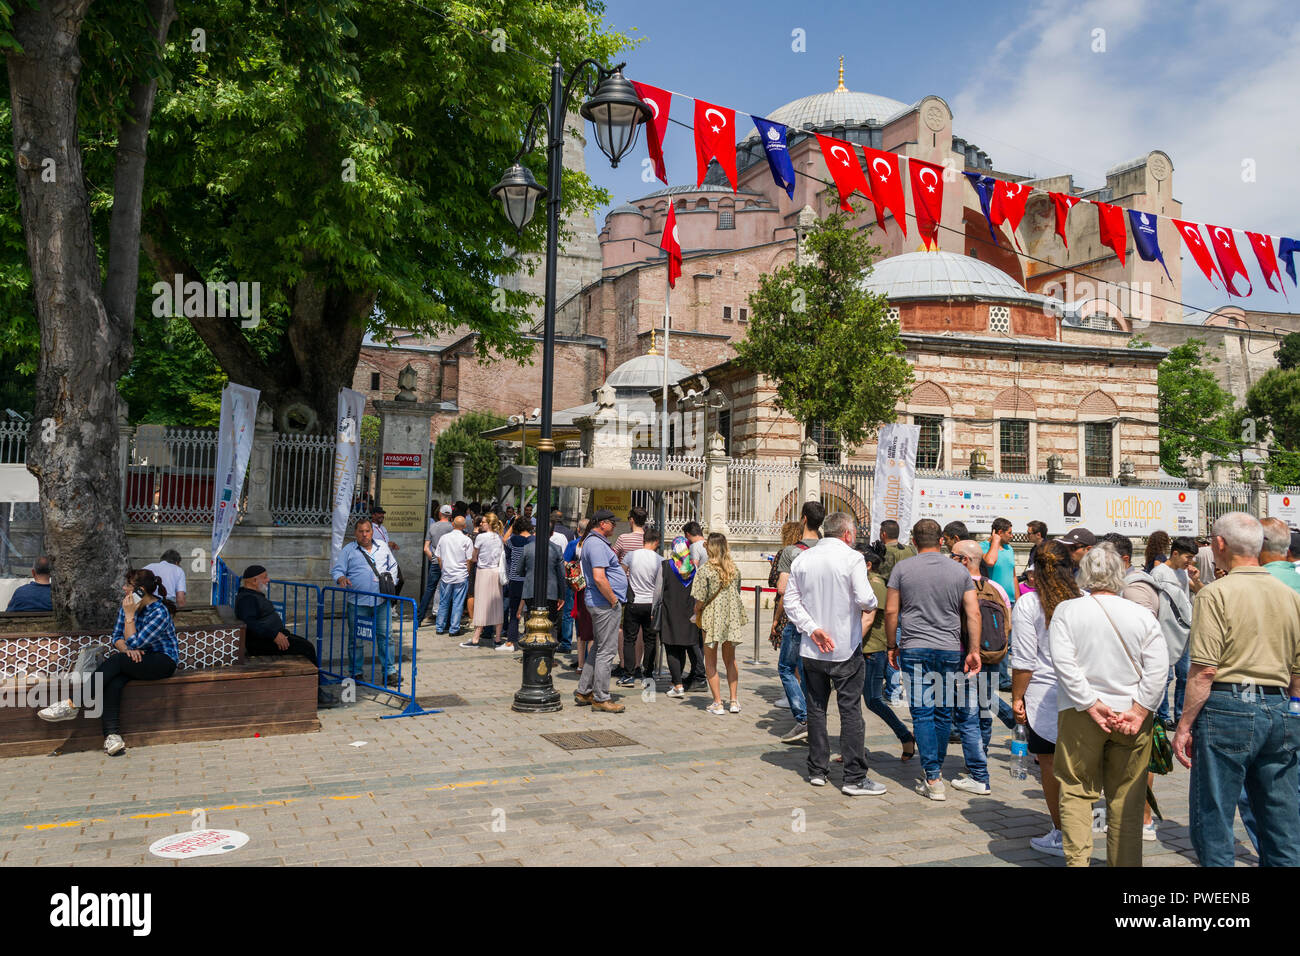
[1092,596,1174,778]
[357,544,397,596]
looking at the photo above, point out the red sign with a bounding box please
[1178,492,1186,503]
[382,453,421,468]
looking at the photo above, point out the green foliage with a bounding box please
[1276,332,1300,372]
[432,410,535,501]
[118,310,226,425]
[1156,338,1236,475]
[1245,366,1300,486]
[734,206,913,449]
[360,414,380,446]
[1127,333,1152,350]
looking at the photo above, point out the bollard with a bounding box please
[751,586,763,664]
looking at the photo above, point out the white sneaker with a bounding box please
[1143,821,1158,842]
[666,686,685,698]
[809,776,827,787]
[103,734,125,756]
[1030,828,1065,856]
[37,699,79,722]
[843,778,887,796]
[950,773,991,795]
[706,701,726,716]
[915,778,947,801]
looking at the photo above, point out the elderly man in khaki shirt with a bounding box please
[1174,512,1300,867]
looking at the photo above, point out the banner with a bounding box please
[912,478,1199,537]
[869,423,920,543]
[1269,492,1299,529]
[211,383,260,564]
[331,387,367,564]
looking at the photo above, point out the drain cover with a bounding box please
[417,694,468,708]
[542,730,639,751]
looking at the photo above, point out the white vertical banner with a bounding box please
[211,383,260,563]
[331,387,367,564]
[869,423,920,543]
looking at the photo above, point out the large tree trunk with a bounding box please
[8,0,174,629]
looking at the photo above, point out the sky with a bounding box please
[575,0,1299,320]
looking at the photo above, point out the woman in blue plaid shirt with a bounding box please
[38,568,179,756]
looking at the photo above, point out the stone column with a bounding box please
[244,403,275,525]
[797,437,821,507]
[494,442,517,508]
[1249,465,1268,519]
[450,452,467,502]
[702,432,731,535]
[117,404,133,519]
[1186,464,1210,538]
[373,399,438,592]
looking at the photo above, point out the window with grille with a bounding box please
[989,305,1011,333]
[723,306,732,321]
[1083,313,1117,330]
[1085,422,1113,477]
[887,307,900,326]
[809,420,840,465]
[915,415,943,469]
[999,419,1030,474]
[718,210,734,229]
[739,308,748,323]
[370,372,381,391]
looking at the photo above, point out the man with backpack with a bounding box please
[952,540,1015,782]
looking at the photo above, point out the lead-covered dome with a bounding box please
[605,353,695,391]
[860,251,1050,306]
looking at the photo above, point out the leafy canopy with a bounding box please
[432,410,535,501]
[1245,366,1300,486]
[1155,338,1237,476]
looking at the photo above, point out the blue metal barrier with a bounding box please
[211,557,240,606]
[318,585,440,719]
[266,579,321,653]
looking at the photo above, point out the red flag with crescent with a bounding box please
[1094,201,1127,266]
[990,179,1032,251]
[815,134,873,213]
[1170,219,1224,290]
[1206,224,1252,297]
[908,158,945,250]
[631,81,670,185]
[1048,193,1082,247]
[693,99,737,191]
[660,202,682,289]
[861,147,907,238]
[1245,231,1283,296]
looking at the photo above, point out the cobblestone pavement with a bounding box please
[0,613,1261,867]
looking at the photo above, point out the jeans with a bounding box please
[975,667,1017,756]
[862,651,913,744]
[1189,685,1300,867]
[577,601,622,702]
[778,621,807,724]
[95,650,177,736]
[346,601,395,678]
[417,560,441,622]
[884,626,903,702]
[1173,646,1190,721]
[434,579,469,636]
[558,582,574,650]
[506,579,526,643]
[803,653,867,784]
[1156,666,1175,725]
[899,648,987,784]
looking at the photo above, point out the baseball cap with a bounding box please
[590,508,617,524]
[439,505,453,516]
[1054,528,1096,548]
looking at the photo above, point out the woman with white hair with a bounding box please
[1048,546,1168,867]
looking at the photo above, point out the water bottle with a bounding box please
[1288,697,1300,718]
[1009,724,1029,780]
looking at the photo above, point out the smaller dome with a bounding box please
[860,251,1049,306]
[605,353,695,391]
[607,204,643,219]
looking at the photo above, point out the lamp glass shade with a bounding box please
[490,163,545,232]
[580,70,650,168]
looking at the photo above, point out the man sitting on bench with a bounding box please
[235,566,318,664]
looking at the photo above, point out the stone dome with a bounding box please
[741,88,909,143]
[860,251,1049,306]
[605,353,695,392]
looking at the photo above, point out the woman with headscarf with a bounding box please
[659,535,705,697]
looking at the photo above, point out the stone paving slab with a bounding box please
[0,621,1263,867]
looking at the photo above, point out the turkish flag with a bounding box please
[861,147,907,238]
[1049,192,1082,247]
[1206,224,1252,297]
[815,134,873,213]
[990,179,1032,250]
[660,202,682,289]
[694,99,738,191]
[1245,231,1284,296]
[908,158,945,250]
[1170,219,1224,290]
[1094,201,1127,266]
[631,81,670,184]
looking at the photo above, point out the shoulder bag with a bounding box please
[356,544,397,596]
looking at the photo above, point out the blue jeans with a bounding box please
[884,626,903,701]
[975,667,1017,756]
[346,601,394,678]
[435,579,469,635]
[1189,686,1300,867]
[557,583,574,651]
[778,621,806,724]
[1173,646,1190,721]
[900,648,987,784]
[863,651,912,744]
[417,560,441,622]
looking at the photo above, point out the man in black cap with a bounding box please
[1054,528,1096,569]
[235,566,319,664]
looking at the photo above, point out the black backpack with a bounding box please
[961,576,1011,665]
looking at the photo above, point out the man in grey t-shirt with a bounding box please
[885,518,983,801]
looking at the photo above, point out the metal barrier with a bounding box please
[211,557,239,606]
[265,579,322,649]
[318,585,439,719]
[741,585,777,664]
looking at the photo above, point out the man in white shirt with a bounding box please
[144,550,187,607]
[620,527,664,688]
[434,516,474,636]
[783,511,884,796]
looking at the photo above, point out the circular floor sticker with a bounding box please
[149,828,249,859]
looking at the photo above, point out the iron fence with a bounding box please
[631,453,704,531]
[728,458,799,537]
[124,427,224,524]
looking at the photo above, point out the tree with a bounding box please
[1276,331,1300,372]
[734,206,913,449]
[1245,367,1300,486]
[1155,338,1236,476]
[431,411,534,501]
[5,0,176,628]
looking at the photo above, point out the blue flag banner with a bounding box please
[1128,209,1171,281]
[1279,237,1300,286]
[750,115,795,198]
[963,172,998,241]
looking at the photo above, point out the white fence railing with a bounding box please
[631,453,705,532]
[728,458,799,537]
[1206,483,1253,526]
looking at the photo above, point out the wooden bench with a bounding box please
[0,618,320,757]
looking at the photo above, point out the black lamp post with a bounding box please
[492,58,649,713]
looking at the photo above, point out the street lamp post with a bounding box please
[492,58,649,713]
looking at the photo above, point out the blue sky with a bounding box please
[577,0,1299,319]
